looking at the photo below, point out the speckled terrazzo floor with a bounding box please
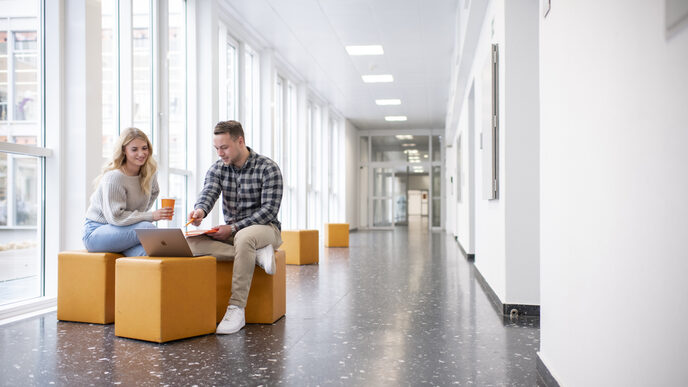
[0,226,540,386]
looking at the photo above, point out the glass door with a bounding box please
[370,167,394,229]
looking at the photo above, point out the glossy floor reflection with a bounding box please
[0,226,540,386]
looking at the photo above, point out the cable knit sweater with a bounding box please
[85,170,159,226]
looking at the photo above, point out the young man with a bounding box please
[187,120,283,334]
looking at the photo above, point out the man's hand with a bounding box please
[188,209,205,226]
[207,224,233,241]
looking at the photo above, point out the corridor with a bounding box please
[0,227,539,386]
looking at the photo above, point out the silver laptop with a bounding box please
[135,228,199,257]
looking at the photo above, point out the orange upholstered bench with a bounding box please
[281,230,319,265]
[216,250,286,324]
[325,223,349,247]
[114,256,217,343]
[57,251,124,324]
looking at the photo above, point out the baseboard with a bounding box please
[471,264,540,317]
[536,353,561,387]
[454,236,475,262]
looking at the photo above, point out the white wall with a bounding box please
[503,0,540,305]
[445,131,457,236]
[455,95,475,253]
[446,0,540,305]
[538,1,688,385]
[344,119,359,229]
[468,0,508,302]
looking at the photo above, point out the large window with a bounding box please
[243,44,259,149]
[219,32,238,121]
[327,117,343,222]
[1,15,40,140]
[101,1,189,227]
[0,1,46,307]
[132,0,152,136]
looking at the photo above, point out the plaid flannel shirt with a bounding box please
[194,148,282,232]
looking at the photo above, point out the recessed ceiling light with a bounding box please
[346,45,384,56]
[401,143,416,147]
[395,135,413,140]
[362,74,394,83]
[385,116,407,122]
[375,99,401,106]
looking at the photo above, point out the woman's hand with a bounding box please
[152,207,174,221]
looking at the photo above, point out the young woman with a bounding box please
[82,128,172,256]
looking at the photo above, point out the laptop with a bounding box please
[135,228,200,257]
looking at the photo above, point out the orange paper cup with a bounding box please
[161,198,175,220]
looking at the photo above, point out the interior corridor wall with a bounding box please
[538,1,688,385]
[454,97,474,254]
[447,0,540,306]
[445,132,457,236]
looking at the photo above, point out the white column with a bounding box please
[62,0,102,250]
[43,0,63,297]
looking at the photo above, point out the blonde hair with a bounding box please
[95,127,158,195]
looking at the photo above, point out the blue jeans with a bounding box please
[82,219,156,257]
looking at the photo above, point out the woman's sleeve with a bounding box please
[147,176,160,210]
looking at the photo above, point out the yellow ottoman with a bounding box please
[58,251,124,324]
[216,250,286,324]
[325,223,349,247]
[281,230,319,265]
[115,256,216,343]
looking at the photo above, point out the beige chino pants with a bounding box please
[187,223,282,308]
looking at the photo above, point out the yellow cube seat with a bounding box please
[281,230,319,265]
[325,223,349,247]
[115,256,216,343]
[58,251,124,324]
[216,250,286,324]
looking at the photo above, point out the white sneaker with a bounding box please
[216,305,245,334]
[255,245,275,275]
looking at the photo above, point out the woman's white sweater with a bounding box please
[85,169,159,226]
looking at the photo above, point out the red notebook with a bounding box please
[184,227,220,237]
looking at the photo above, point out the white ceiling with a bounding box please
[220,0,458,131]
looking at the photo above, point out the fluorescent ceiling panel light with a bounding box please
[401,143,416,147]
[346,45,384,56]
[375,99,401,106]
[395,135,413,140]
[403,149,419,154]
[362,74,394,83]
[385,116,407,121]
